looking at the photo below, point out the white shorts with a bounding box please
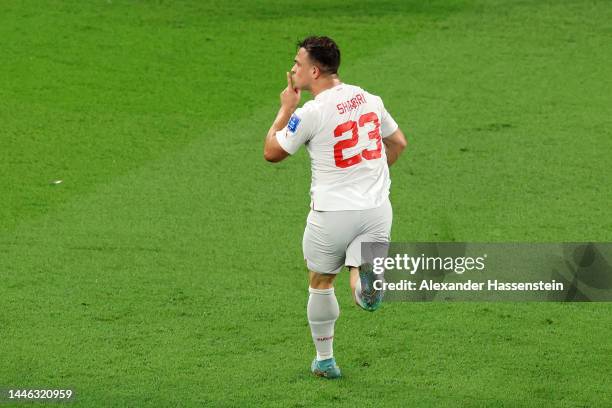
[302,198,392,274]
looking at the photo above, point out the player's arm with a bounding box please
[264,108,292,162]
[264,72,301,163]
[382,128,407,166]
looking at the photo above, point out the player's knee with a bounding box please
[309,271,336,289]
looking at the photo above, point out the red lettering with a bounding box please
[333,120,361,168]
[333,112,382,168]
[336,93,367,115]
[360,112,382,160]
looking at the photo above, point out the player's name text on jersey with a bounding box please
[336,93,366,115]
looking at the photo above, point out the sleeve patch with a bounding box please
[287,114,301,133]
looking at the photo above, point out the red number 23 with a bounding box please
[333,112,382,168]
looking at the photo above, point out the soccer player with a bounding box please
[263,36,407,379]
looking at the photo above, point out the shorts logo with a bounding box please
[288,114,301,133]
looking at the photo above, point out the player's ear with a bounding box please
[311,65,320,79]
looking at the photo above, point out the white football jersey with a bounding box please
[276,83,399,211]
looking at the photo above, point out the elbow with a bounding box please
[399,137,408,152]
[264,131,285,162]
[264,152,277,163]
[397,131,408,152]
[387,131,408,155]
[263,135,289,163]
[263,148,282,163]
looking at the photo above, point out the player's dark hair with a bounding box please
[297,36,341,75]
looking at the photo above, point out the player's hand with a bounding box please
[280,71,300,112]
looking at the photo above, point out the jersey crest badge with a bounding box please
[288,114,301,133]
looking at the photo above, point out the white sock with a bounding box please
[307,287,340,361]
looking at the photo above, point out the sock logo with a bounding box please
[316,336,334,342]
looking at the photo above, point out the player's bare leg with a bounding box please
[307,271,341,379]
[309,270,336,289]
[349,266,360,305]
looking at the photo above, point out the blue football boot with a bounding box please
[311,358,341,379]
[358,264,384,312]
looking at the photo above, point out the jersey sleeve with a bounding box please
[378,97,399,138]
[275,103,318,155]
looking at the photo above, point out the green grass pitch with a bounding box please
[1,0,611,406]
